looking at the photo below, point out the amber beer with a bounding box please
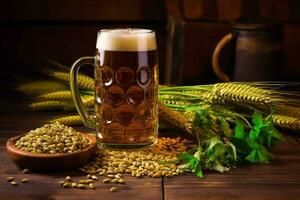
[93,29,158,148]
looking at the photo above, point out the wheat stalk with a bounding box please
[209,82,274,105]
[49,71,94,90]
[160,83,300,131]
[17,81,67,96]
[82,96,94,107]
[38,90,72,101]
[159,94,193,106]
[158,102,193,135]
[49,115,83,126]
[61,95,94,112]
[273,114,300,131]
[29,101,68,111]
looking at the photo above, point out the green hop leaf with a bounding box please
[246,140,274,163]
[249,111,264,140]
[179,149,203,178]
[234,121,246,139]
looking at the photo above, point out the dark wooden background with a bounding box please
[0,0,300,87]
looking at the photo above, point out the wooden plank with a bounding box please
[0,173,162,199]
[3,0,300,23]
[283,134,300,145]
[0,0,166,21]
[181,0,218,21]
[164,136,300,200]
[259,0,291,21]
[217,0,243,21]
[164,0,182,18]
[293,136,300,144]
[165,173,300,185]
[182,22,230,84]
[0,146,21,174]
[164,175,300,200]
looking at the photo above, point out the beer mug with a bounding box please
[70,29,159,149]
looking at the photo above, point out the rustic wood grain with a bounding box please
[164,177,300,200]
[1,96,300,199]
[164,141,300,200]
[0,172,163,200]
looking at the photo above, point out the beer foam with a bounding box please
[96,29,157,51]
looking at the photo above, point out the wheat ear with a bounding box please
[273,114,300,131]
[38,90,72,101]
[159,102,193,135]
[29,101,68,111]
[49,115,83,126]
[49,71,94,90]
[209,82,274,105]
[17,81,67,96]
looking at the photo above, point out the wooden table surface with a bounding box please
[1,96,300,200]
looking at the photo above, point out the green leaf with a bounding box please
[206,137,222,151]
[179,152,195,161]
[234,121,246,139]
[195,167,203,177]
[179,150,204,178]
[252,111,264,128]
[262,126,284,147]
[245,140,274,163]
[203,138,235,173]
[259,115,284,147]
[249,111,264,140]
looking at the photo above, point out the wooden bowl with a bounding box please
[6,133,97,171]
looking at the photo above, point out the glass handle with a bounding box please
[70,56,96,129]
